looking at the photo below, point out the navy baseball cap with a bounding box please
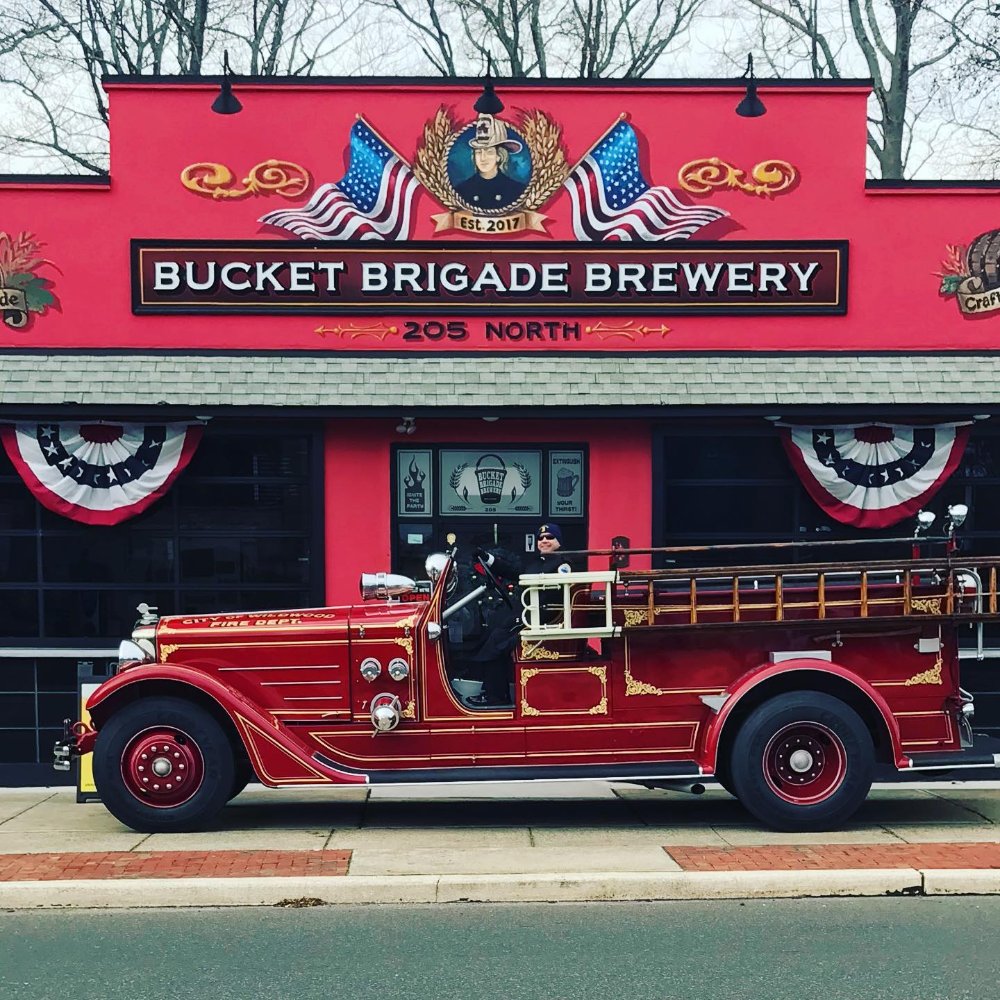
[537,523,563,543]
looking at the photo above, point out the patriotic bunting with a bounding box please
[781,423,970,529]
[0,422,203,526]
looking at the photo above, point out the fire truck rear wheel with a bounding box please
[729,691,874,832]
[94,696,235,833]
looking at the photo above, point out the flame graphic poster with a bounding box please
[440,449,542,516]
[396,449,432,516]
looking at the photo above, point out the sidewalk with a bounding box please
[3,780,1000,908]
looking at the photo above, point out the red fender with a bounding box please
[86,664,368,786]
[700,658,906,771]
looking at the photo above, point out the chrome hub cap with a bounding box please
[788,748,814,773]
[151,757,173,777]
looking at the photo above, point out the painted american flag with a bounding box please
[565,119,728,242]
[260,119,417,241]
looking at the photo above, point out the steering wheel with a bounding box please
[475,551,513,608]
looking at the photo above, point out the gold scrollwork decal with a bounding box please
[395,637,414,657]
[520,667,542,716]
[904,655,943,686]
[624,640,668,696]
[519,641,563,661]
[625,662,669,696]
[623,609,649,627]
[159,644,180,661]
[678,158,797,198]
[911,598,943,615]
[586,665,608,715]
[401,700,416,719]
[181,160,311,200]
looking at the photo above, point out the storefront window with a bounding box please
[656,427,987,567]
[0,425,320,775]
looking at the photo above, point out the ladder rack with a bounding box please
[517,557,1000,645]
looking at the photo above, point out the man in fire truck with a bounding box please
[465,523,580,706]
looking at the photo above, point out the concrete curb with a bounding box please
[922,869,1000,894]
[0,869,928,909]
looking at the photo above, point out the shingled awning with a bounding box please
[0,353,996,410]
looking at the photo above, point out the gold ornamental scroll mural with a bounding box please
[415,106,569,235]
[678,158,798,198]
[181,160,312,200]
[0,231,58,330]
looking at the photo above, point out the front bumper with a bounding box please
[52,720,97,772]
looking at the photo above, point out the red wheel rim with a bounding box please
[762,721,847,805]
[120,727,204,808]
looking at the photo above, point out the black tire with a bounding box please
[228,757,257,801]
[93,696,234,833]
[728,691,874,832]
[713,763,736,798]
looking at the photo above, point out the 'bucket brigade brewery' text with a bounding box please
[134,242,847,315]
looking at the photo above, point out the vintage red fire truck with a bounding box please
[55,522,1000,834]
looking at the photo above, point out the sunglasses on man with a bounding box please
[537,534,556,541]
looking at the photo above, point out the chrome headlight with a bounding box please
[118,639,152,669]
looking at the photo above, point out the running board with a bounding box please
[903,748,1000,773]
[312,753,704,785]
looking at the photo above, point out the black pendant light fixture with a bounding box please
[211,50,243,115]
[735,54,766,118]
[474,55,505,115]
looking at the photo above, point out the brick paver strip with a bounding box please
[667,843,1000,871]
[0,850,351,881]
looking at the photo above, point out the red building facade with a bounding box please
[2,76,1000,784]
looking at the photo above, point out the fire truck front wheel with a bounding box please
[93,697,235,833]
[729,692,874,832]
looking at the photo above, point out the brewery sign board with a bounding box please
[440,449,542,515]
[132,241,847,317]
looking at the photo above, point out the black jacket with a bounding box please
[454,171,525,209]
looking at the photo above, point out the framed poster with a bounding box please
[440,449,542,516]
[549,450,584,517]
[396,449,432,516]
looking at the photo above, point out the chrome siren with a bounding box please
[359,572,418,601]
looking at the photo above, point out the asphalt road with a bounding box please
[2,897,999,999]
